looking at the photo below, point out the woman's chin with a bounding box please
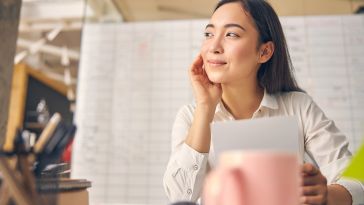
[207,74,225,84]
[206,68,228,84]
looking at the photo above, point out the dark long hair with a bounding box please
[214,0,303,94]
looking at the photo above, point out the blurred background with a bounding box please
[1,0,364,205]
[15,0,364,79]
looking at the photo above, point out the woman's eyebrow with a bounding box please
[225,23,246,31]
[205,23,214,29]
[205,23,246,31]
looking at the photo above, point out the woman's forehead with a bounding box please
[209,2,255,29]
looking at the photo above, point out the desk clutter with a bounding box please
[0,113,91,205]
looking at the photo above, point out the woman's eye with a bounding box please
[226,32,239,38]
[204,32,213,38]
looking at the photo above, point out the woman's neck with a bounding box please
[221,82,264,120]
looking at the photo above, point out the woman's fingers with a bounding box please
[190,54,204,75]
[302,163,326,185]
[303,173,327,186]
[188,53,221,107]
[303,175,319,186]
[302,163,319,176]
[300,163,328,205]
[190,54,212,86]
[302,184,323,195]
[300,194,326,205]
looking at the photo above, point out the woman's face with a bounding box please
[201,2,263,85]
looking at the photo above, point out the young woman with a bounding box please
[163,0,364,204]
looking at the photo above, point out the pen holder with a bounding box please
[34,123,76,177]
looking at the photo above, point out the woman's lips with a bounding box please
[207,59,227,66]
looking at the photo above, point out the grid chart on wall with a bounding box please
[72,15,364,205]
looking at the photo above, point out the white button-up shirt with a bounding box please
[163,91,364,204]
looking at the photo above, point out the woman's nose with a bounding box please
[208,37,224,54]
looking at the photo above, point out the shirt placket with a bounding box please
[251,107,263,119]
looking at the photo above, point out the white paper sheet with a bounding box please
[211,116,299,157]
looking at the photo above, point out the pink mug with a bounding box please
[202,151,300,205]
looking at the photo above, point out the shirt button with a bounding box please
[193,164,198,170]
[187,189,192,195]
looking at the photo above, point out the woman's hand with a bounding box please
[301,163,328,205]
[189,54,222,110]
[185,54,222,152]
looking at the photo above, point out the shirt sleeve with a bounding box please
[303,97,364,205]
[163,105,209,203]
[335,178,364,205]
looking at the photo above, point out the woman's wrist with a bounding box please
[327,184,352,205]
[195,103,217,123]
[184,103,216,153]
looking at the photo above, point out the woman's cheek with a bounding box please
[200,45,209,66]
[200,43,207,53]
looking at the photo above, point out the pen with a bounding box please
[33,113,61,154]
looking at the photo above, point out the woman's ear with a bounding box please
[258,41,274,63]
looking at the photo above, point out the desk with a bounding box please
[39,178,91,205]
[41,189,89,205]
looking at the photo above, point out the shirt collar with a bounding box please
[216,89,279,114]
[260,89,278,110]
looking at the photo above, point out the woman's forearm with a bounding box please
[327,184,352,205]
[185,105,215,153]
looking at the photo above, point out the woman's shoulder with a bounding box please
[276,91,314,107]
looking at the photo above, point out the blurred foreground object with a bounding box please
[343,138,364,182]
[0,0,22,147]
[0,112,89,205]
[202,151,300,205]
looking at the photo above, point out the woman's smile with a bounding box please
[207,59,227,67]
